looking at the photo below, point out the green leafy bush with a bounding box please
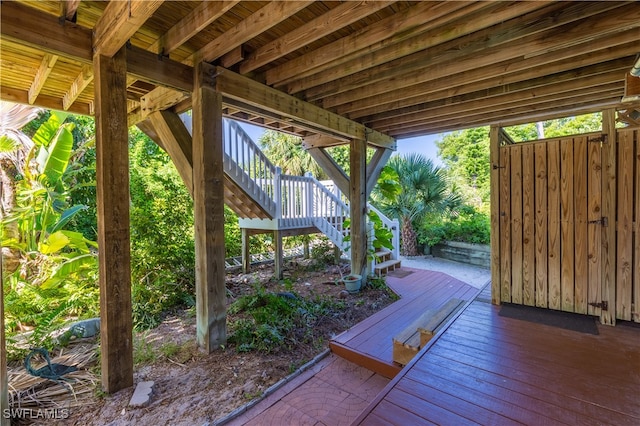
[418,205,490,248]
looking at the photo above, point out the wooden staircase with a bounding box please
[373,249,401,276]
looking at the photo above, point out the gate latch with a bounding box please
[588,301,608,311]
[588,217,608,226]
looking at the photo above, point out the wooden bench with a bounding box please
[392,298,465,366]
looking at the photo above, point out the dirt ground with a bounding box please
[58,260,395,425]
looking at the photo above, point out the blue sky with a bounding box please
[238,121,444,166]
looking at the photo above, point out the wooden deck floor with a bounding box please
[330,267,481,378]
[354,285,640,425]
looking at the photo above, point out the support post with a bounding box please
[601,109,617,325]
[94,47,133,393]
[242,228,250,273]
[489,125,501,305]
[193,62,226,351]
[274,230,283,279]
[350,138,368,277]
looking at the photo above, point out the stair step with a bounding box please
[374,259,401,276]
[374,250,392,262]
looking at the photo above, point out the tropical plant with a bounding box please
[374,153,460,256]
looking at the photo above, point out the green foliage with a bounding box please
[228,285,337,353]
[259,130,328,178]
[418,205,490,247]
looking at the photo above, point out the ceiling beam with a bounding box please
[213,67,395,149]
[288,1,555,95]
[265,1,472,87]
[315,1,621,107]
[239,0,394,74]
[61,0,81,22]
[126,45,193,92]
[28,53,58,104]
[186,1,312,66]
[1,85,91,115]
[147,0,240,55]
[93,0,164,57]
[63,64,93,111]
[302,134,349,149]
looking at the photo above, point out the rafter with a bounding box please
[147,0,239,55]
[28,53,58,104]
[2,85,91,115]
[63,64,93,111]
[93,0,163,57]
[186,1,312,66]
[288,1,554,95]
[265,1,471,87]
[239,0,394,74]
[313,1,620,106]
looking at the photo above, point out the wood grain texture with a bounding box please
[616,129,634,321]
[489,126,501,305]
[547,139,561,310]
[573,137,589,314]
[534,142,548,308]
[510,145,523,305]
[560,138,575,312]
[94,48,133,393]
[521,143,535,306]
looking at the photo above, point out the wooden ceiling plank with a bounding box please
[148,0,240,55]
[63,64,93,110]
[239,0,395,74]
[93,0,164,57]
[2,85,91,115]
[290,1,557,95]
[265,1,472,87]
[331,11,640,116]
[28,53,58,104]
[213,67,395,149]
[346,39,640,120]
[187,1,313,66]
[314,1,621,105]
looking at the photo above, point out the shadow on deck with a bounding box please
[330,267,482,378]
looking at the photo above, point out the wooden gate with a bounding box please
[490,124,640,325]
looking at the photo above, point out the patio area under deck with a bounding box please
[354,285,640,425]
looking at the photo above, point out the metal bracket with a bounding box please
[588,134,608,144]
[492,164,506,170]
[588,301,608,311]
[588,217,608,226]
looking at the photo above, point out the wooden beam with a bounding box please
[93,0,163,57]
[126,45,193,92]
[187,2,312,66]
[146,110,194,196]
[214,67,395,149]
[94,47,133,393]
[1,85,92,115]
[265,1,472,87]
[28,53,58,104]
[239,0,394,74]
[61,0,81,21]
[291,1,552,95]
[140,87,191,119]
[220,46,245,69]
[147,1,240,55]
[63,64,93,111]
[350,138,368,277]
[366,147,393,198]
[489,125,501,305]
[306,147,350,197]
[601,109,617,325]
[192,61,226,352]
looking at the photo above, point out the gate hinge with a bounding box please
[588,134,608,144]
[588,301,608,311]
[588,216,608,226]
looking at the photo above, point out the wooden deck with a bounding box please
[330,267,481,378]
[354,285,640,425]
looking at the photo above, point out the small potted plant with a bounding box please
[342,273,362,293]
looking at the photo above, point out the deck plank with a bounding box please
[355,298,640,425]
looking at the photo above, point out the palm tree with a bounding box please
[259,130,327,178]
[375,153,459,256]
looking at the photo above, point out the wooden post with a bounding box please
[274,230,283,279]
[193,61,226,351]
[350,138,368,277]
[1,247,9,426]
[94,47,133,393]
[489,126,501,304]
[241,228,250,273]
[601,109,617,325]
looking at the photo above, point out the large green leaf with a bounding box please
[41,253,97,289]
[49,204,87,233]
[0,135,19,153]
[42,123,74,185]
[31,111,69,147]
[39,230,70,254]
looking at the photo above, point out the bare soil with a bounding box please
[62,260,395,425]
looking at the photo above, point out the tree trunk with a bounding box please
[400,216,419,256]
[0,157,21,274]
